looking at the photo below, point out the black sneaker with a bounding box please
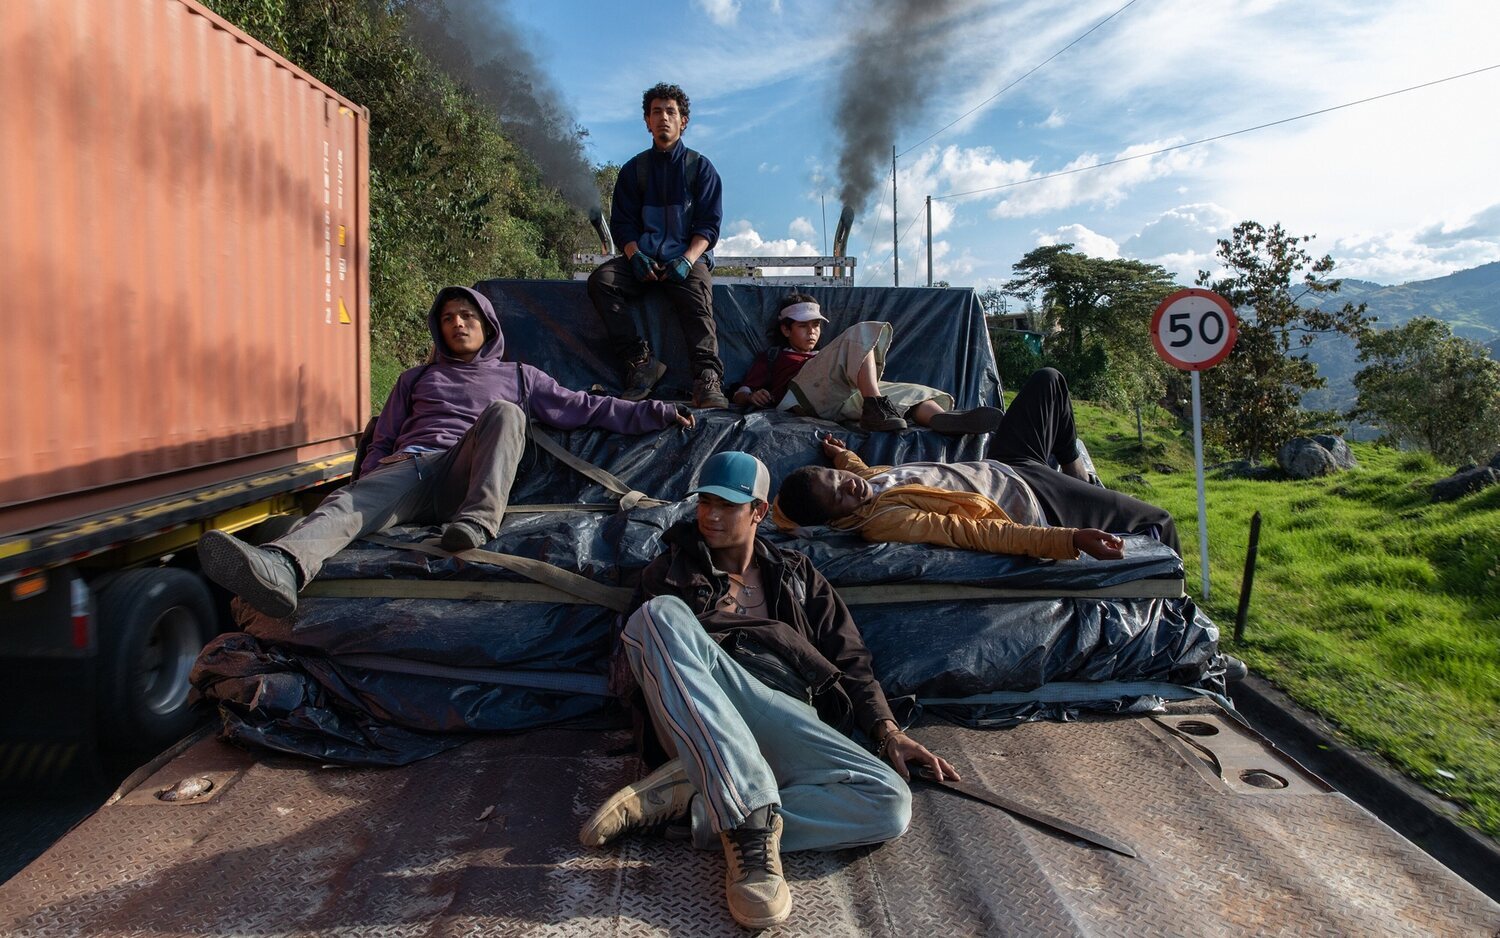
[198,530,300,618]
[721,804,791,929]
[692,370,729,409]
[439,520,487,553]
[622,354,667,401]
[926,405,1004,436]
[859,395,907,432]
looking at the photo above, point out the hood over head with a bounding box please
[428,286,504,363]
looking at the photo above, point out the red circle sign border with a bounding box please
[1150,287,1239,371]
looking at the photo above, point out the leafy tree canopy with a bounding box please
[1351,316,1500,465]
[1193,221,1372,460]
[1002,245,1178,409]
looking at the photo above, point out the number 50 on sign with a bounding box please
[1151,288,1238,371]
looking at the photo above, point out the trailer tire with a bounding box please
[97,568,216,763]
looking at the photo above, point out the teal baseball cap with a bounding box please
[690,451,771,504]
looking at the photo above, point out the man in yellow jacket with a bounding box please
[771,368,1177,562]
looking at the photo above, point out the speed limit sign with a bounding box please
[1149,287,1237,601]
[1151,288,1237,371]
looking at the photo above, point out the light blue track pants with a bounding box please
[620,595,911,853]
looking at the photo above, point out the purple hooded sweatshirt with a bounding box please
[361,286,679,475]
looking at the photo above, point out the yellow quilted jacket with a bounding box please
[772,451,1079,560]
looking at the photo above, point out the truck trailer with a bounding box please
[0,0,369,771]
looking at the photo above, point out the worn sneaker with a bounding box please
[926,405,1004,436]
[198,530,300,618]
[621,353,667,401]
[721,804,791,929]
[439,520,487,553]
[579,758,694,847]
[859,395,907,432]
[692,369,729,409]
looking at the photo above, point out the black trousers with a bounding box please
[586,255,723,377]
[987,368,1180,555]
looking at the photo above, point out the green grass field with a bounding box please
[1076,400,1500,839]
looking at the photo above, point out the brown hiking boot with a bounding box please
[859,395,907,432]
[692,369,729,409]
[579,758,694,846]
[622,353,667,401]
[721,804,791,929]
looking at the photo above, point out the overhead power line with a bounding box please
[898,0,1142,158]
[932,63,1500,202]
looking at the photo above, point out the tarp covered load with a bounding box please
[193,280,1227,765]
[481,280,1001,410]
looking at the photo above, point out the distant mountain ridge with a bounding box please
[1297,261,1500,431]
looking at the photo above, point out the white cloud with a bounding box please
[1037,224,1120,259]
[1117,203,1235,279]
[987,140,1207,218]
[789,217,817,241]
[694,0,741,26]
[758,162,780,173]
[717,219,819,257]
[1038,109,1065,129]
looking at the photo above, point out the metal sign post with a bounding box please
[1151,288,1238,600]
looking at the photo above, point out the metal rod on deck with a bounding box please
[1234,510,1262,642]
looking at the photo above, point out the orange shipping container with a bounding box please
[0,0,370,536]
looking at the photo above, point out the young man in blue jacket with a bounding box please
[198,286,692,618]
[587,82,728,409]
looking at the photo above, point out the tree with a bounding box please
[1003,245,1178,409]
[1193,221,1371,460]
[204,0,590,366]
[1350,317,1500,464]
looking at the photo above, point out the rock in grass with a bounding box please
[1278,436,1358,479]
[1430,466,1500,502]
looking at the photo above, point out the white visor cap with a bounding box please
[778,301,828,323]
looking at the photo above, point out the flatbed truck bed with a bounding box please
[4,700,1496,936]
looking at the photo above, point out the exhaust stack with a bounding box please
[832,206,855,278]
[589,207,614,255]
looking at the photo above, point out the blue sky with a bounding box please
[503,0,1500,288]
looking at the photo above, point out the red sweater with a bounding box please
[736,347,817,403]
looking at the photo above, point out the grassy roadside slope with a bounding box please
[1075,400,1500,839]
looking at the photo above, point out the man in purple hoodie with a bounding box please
[198,286,692,619]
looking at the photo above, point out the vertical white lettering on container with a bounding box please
[323,140,333,322]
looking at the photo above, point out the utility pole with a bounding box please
[926,195,933,287]
[891,145,899,287]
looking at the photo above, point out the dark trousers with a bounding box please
[987,368,1180,555]
[273,401,527,581]
[586,255,723,377]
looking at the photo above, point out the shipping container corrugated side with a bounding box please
[0,0,370,537]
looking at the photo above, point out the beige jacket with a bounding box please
[772,451,1079,560]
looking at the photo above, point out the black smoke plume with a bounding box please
[832,1,970,216]
[404,0,599,212]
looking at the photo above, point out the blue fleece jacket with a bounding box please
[610,140,722,268]
[361,287,680,475]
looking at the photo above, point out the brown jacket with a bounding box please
[773,450,1079,560]
[636,521,896,736]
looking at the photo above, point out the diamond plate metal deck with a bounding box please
[3,703,1496,936]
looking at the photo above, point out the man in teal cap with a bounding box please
[579,451,956,929]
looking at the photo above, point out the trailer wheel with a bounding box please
[97,568,216,762]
